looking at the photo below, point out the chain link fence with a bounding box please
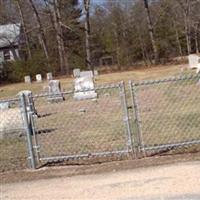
[32,82,131,165]
[0,74,200,172]
[130,74,200,156]
[0,98,28,172]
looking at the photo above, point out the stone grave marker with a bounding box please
[24,75,31,83]
[73,68,81,78]
[36,74,42,82]
[74,77,97,100]
[188,54,200,69]
[47,72,53,81]
[94,70,98,76]
[80,70,93,78]
[48,80,64,102]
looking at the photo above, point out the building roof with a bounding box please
[0,24,21,48]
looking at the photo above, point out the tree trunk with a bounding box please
[173,21,183,56]
[184,0,192,54]
[16,0,32,59]
[136,25,150,66]
[195,24,199,54]
[53,0,69,75]
[84,0,92,71]
[143,0,159,64]
[28,0,49,60]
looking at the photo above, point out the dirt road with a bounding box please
[1,161,200,200]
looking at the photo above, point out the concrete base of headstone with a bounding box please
[74,91,97,100]
[48,95,64,103]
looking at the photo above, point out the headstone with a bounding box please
[74,77,97,100]
[24,75,31,83]
[36,74,42,82]
[80,70,93,78]
[0,101,10,110]
[73,68,81,78]
[48,80,64,102]
[94,70,98,76]
[47,72,53,81]
[188,54,200,69]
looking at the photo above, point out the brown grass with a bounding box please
[0,64,193,99]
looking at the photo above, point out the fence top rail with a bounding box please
[32,82,121,99]
[130,73,200,87]
[0,97,19,103]
[0,82,121,101]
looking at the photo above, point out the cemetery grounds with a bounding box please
[0,64,200,175]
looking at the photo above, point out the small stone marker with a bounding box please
[188,54,200,69]
[94,70,98,76]
[47,72,53,81]
[24,75,31,83]
[80,70,93,78]
[73,68,81,78]
[48,80,64,102]
[36,74,42,82]
[0,102,10,110]
[74,77,97,100]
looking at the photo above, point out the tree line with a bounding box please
[0,0,200,82]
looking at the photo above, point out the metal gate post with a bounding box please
[119,81,134,156]
[27,94,40,163]
[20,94,36,169]
[129,81,146,157]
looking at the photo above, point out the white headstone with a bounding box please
[47,72,53,81]
[94,70,98,76]
[36,74,42,82]
[74,77,97,100]
[188,54,200,69]
[73,68,81,78]
[80,70,94,78]
[24,75,31,83]
[48,80,64,102]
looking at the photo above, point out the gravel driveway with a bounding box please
[1,161,200,200]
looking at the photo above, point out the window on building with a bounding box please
[3,50,11,61]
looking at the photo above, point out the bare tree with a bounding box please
[175,0,192,54]
[143,0,159,64]
[53,0,69,75]
[28,0,49,60]
[84,0,92,71]
[16,0,32,59]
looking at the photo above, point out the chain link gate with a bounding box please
[129,74,200,156]
[28,82,134,167]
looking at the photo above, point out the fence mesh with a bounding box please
[0,75,200,172]
[32,83,129,164]
[0,98,28,172]
[130,74,200,154]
